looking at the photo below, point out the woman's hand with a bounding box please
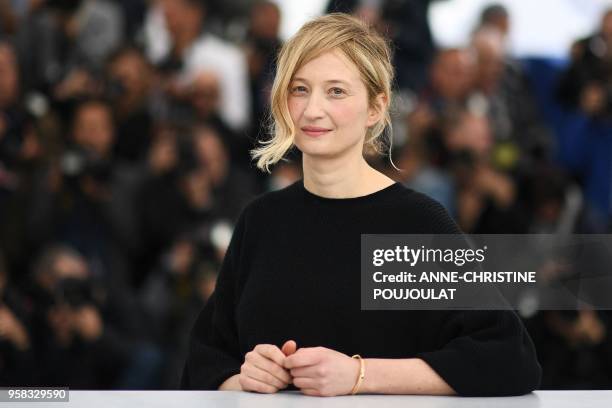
[284,346,360,397]
[238,343,294,393]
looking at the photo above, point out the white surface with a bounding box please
[9,390,612,408]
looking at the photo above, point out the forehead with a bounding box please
[292,49,362,85]
[113,51,144,66]
[77,103,111,120]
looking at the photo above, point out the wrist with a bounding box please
[358,359,374,393]
[219,374,242,391]
[350,355,366,395]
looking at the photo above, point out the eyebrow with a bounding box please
[292,77,352,86]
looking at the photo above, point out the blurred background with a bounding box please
[1,0,612,390]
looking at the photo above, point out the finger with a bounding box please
[301,388,322,397]
[246,351,291,384]
[290,365,319,378]
[284,348,322,369]
[239,374,279,394]
[243,364,287,389]
[282,340,297,356]
[242,363,288,389]
[254,344,286,366]
[292,377,318,390]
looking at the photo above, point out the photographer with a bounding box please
[106,46,155,165]
[140,232,224,387]
[25,98,134,273]
[441,110,524,233]
[14,0,123,95]
[0,39,41,178]
[16,101,161,345]
[30,244,160,389]
[557,8,612,119]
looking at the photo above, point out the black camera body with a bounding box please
[54,277,95,308]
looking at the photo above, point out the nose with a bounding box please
[302,89,326,121]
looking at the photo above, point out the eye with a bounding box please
[329,87,346,97]
[290,85,308,95]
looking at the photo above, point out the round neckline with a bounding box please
[299,179,402,204]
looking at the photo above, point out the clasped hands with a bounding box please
[238,340,362,396]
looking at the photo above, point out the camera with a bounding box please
[54,277,94,308]
[60,147,112,185]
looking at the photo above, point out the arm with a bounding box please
[181,291,243,390]
[284,346,455,396]
[359,358,455,395]
[419,198,541,396]
[219,374,242,390]
[182,203,294,393]
[285,309,539,397]
[180,209,248,390]
[416,310,542,396]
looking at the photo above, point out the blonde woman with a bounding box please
[181,13,541,397]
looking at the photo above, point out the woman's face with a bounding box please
[288,49,379,161]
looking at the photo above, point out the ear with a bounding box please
[366,93,388,128]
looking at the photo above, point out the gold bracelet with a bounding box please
[350,354,365,395]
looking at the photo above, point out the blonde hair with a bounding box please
[251,13,395,172]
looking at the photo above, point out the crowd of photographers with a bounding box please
[0,0,611,389]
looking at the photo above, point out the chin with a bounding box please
[300,147,355,162]
[298,149,334,161]
[295,134,362,160]
[294,138,331,155]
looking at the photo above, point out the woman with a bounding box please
[181,13,541,397]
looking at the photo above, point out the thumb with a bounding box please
[281,340,297,356]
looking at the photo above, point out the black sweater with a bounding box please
[181,180,541,396]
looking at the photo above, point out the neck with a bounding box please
[302,151,393,198]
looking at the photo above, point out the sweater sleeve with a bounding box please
[413,193,542,396]
[180,207,249,390]
[417,309,541,396]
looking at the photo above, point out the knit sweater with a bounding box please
[181,180,541,396]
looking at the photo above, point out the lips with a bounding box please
[301,126,331,137]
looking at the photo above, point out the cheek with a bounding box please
[287,98,303,122]
[331,102,368,129]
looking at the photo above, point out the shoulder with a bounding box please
[235,181,302,224]
[244,181,302,213]
[384,184,462,234]
[399,185,449,214]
